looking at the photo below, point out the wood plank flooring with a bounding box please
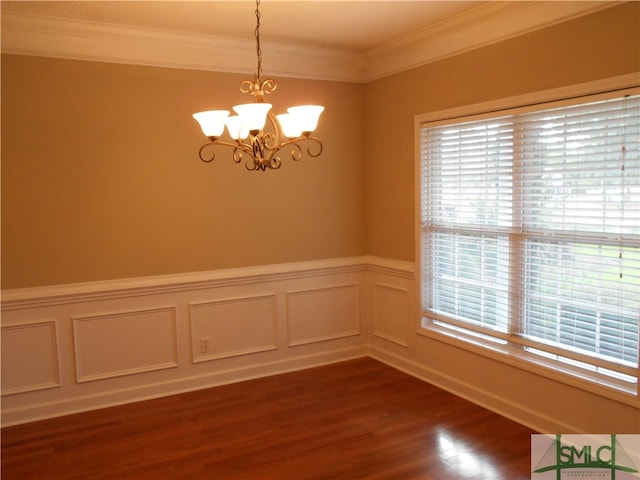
[1,358,536,479]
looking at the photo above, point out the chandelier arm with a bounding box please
[261,132,278,151]
[269,156,282,169]
[265,111,282,146]
[260,79,277,96]
[240,80,256,95]
[303,136,323,158]
[271,137,323,162]
[243,156,278,171]
[199,141,256,162]
[245,158,259,171]
[199,140,253,164]
[200,135,322,168]
[198,143,217,163]
[282,142,303,162]
[232,148,244,164]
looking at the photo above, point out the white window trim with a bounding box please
[414,73,640,407]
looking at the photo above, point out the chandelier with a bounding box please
[192,0,324,171]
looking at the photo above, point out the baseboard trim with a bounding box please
[369,345,582,434]
[1,346,368,427]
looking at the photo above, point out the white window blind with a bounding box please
[421,92,640,390]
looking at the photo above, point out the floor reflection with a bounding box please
[437,430,501,478]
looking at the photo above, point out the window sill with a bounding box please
[417,320,639,409]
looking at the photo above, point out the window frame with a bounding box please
[415,74,640,406]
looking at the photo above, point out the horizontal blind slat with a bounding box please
[422,93,640,379]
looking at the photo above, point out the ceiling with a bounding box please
[1,1,617,82]
[1,1,485,52]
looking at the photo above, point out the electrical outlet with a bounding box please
[200,336,211,354]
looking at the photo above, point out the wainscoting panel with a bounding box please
[1,321,60,395]
[72,306,178,383]
[190,294,277,363]
[286,284,361,347]
[371,282,410,347]
[1,256,637,433]
[1,257,368,426]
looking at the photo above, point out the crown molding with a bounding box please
[364,1,618,81]
[1,2,620,83]
[0,12,365,82]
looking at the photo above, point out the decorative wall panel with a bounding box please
[190,294,277,363]
[73,306,178,382]
[1,321,60,395]
[372,282,409,347]
[286,284,360,346]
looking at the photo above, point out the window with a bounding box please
[420,87,640,398]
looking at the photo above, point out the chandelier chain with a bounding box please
[254,0,262,80]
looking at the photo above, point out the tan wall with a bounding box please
[364,2,640,434]
[1,57,365,289]
[364,2,640,261]
[3,4,637,287]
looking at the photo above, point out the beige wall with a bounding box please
[364,2,640,261]
[1,58,365,289]
[364,2,640,434]
[3,3,638,288]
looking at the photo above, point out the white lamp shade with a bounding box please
[192,110,230,137]
[232,103,272,131]
[276,113,303,138]
[287,105,324,133]
[225,116,250,140]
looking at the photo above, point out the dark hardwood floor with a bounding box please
[1,357,536,479]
